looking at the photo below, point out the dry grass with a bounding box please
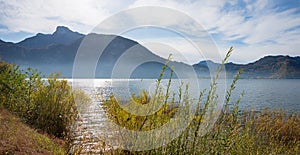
[0,107,65,154]
[101,92,300,154]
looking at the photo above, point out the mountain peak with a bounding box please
[53,26,72,35]
[16,26,84,49]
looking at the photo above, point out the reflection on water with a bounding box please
[70,78,300,112]
[68,78,300,153]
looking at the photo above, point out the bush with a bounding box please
[101,47,300,154]
[0,65,88,138]
[103,90,178,131]
[29,74,78,137]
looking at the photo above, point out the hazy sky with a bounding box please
[0,0,300,64]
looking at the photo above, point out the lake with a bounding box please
[69,78,300,153]
[70,78,300,113]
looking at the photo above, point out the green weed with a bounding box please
[100,47,300,154]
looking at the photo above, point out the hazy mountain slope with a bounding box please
[0,26,191,78]
[0,26,299,78]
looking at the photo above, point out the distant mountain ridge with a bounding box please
[0,26,300,79]
[194,55,300,78]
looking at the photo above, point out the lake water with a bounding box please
[70,78,300,113]
[69,78,300,153]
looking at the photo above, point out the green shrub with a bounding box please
[103,90,178,131]
[0,65,89,138]
[29,73,78,137]
[100,47,300,154]
[0,65,29,117]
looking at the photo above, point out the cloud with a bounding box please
[125,35,223,65]
[0,0,124,34]
[126,0,300,61]
[0,0,299,63]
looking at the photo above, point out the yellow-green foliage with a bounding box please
[29,74,78,137]
[101,47,300,154]
[103,90,178,131]
[0,65,89,138]
[253,110,300,145]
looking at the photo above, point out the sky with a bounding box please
[0,0,300,64]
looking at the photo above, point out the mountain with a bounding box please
[0,26,299,79]
[241,55,300,78]
[0,39,5,44]
[0,26,193,78]
[193,56,300,79]
[16,26,84,49]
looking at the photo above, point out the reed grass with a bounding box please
[100,47,300,154]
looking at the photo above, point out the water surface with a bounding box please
[70,78,300,113]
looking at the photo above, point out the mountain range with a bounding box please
[194,56,300,79]
[0,26,299,79]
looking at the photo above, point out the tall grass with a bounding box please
[0,64,90,139]
[100,47,300,154]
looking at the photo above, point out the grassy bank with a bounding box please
[0,107,64,154]
[0,62,91,154]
